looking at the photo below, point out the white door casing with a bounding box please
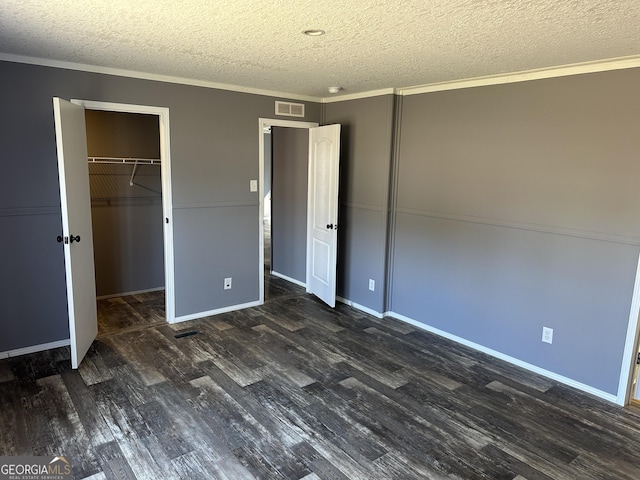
[306,124,341,307]
[53,97,98,368]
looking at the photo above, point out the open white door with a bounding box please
[53,98,98,368]
[632,345,640,402]
[306,124,341,307]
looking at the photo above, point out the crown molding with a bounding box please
[0,52,322,103]
[321,88,396,103]
[398,55,640,96]
[3,52,640,103]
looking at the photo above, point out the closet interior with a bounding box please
[84,110,165,333]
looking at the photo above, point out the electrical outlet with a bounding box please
[224,277,232,290]
[368,279,375,291]
[542,326,553,344]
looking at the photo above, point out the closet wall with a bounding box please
[85,110,164,297]
[270,127,309,283]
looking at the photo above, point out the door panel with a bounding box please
[633,349,640,401]
[306,125,341,307]
[53,97,98,368]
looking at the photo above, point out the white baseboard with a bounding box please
[4,294,616,406]
[97,286,164,300]
[172,300,261,324]
[270,271,306,288]
[337,296,384,318]
[0,339,71,360]
[387,311,619,405]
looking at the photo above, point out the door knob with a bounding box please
[70,235,81,243]
[326,224,334,229]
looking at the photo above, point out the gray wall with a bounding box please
[271,126,309,283]
[91,196,164,297]
[86,111,164,297]
[2,55,638,398]
[85,110,160,159]
[324,95,395,313]
[89,164,164,297]
[390,69,640,395]
[0,60,320,352]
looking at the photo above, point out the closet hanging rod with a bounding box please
[88,156,161,165]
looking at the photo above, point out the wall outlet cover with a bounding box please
[224,277,232,290]
[542,326,553,344]
[369,279,375,291]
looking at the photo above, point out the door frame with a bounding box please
[258,118,318,304]
[71,99,176,323]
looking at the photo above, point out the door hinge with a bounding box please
[637,352,640,365]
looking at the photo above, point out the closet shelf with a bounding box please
[88,156,161,165]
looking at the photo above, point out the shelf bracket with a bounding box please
[129,160,139,186]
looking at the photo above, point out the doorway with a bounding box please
[84,109,166,335]
[55,98,174,367]
[619,253,640,405]
[258,118,318,304]
[72,100,175,325]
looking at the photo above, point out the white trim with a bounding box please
[322,88,396,103]
[0,339,71,360]
[171,300,261,324]
[337,296,384,319]
[618,252,640,405]
[70,99,176,323]
[4,52,640,103]
[399,55,640,96]
[387,310,619,405]
[96,286,164,300]
[0,52,320,102]
[258,118,318,306]
[271,271,306,288]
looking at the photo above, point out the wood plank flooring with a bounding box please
[2,274,640,479]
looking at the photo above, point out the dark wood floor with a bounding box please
[2,274,640,479]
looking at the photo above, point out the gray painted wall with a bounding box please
[91,198,164,297]
[2,55,638,398]
[390,69,640,395]
[86,111,164,297]
[271,126,309,283]
[0,59,320,352]
[324,95,395,313]
[85,110,160,159]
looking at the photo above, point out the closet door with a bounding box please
[53,97,98,368]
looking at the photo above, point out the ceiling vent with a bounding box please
[275,101,305,118]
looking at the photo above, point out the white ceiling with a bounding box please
[1,0,640,100]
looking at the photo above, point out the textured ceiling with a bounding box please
[1,1,640,99]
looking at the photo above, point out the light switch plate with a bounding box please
[250,180,258,192]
